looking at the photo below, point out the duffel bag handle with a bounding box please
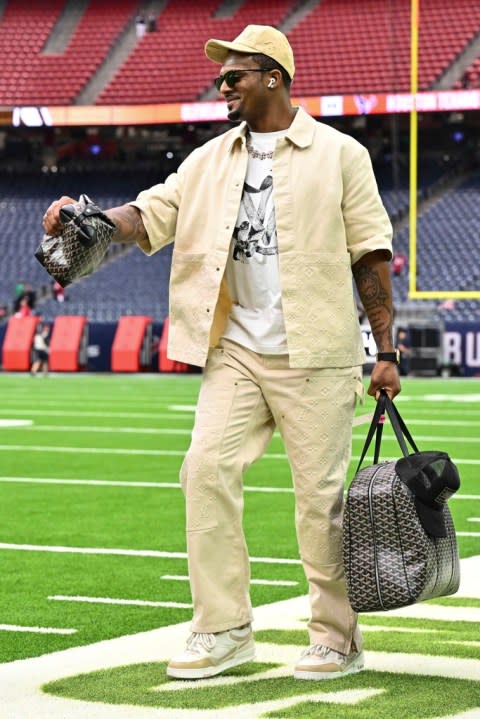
[356,389,419,472]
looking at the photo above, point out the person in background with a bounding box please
[14,296,32,318]
[135,14,146,38]
[147,13,157,32]
[42,24,400,683]
[14,280,25,311]
[52,280,66,302]
[396,328,412,376]
[392,252,407,276]
[31,323,50,376]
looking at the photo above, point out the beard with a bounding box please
[227,108,241,123]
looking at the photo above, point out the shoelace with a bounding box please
[186,632,216,654]
[301,644,343,659]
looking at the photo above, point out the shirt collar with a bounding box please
[227,106,315,153]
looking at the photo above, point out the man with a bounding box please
[43,25,401,681]
[30,323,50,376]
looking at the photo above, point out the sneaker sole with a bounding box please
[293,651,365,681]
[166,643,256,680]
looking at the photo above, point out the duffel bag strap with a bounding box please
[384,393,419,456]
[355,389,419,472]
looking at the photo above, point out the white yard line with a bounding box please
[49,596,192,609]
[0,542,302,565]
[0,420,33,427]
[160,575,298,587]
[0,573,479,719]
[16,425,194,435]
[0,476,295,493]
[352,434,480,443]
[0,476,477,500]
[0,410,192,419]
[0,624,77,635]
[0,444,479,464]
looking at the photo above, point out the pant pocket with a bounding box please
[181,450,219,531]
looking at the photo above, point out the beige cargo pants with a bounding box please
[180,338,364,654]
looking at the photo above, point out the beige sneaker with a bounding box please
[294,644,364,680]
[167,625,255,679]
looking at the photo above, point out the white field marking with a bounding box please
[18,425,194,436]
[395,394,480,403]
[160,574,298,587]
[1,444,480,465]
[157,687,386,715]
[169,404,196,412]
[0,398,173,406]
[0,624,77,635]
[467,518,480,522]
[359,626,444,634]
[4,404,480,419]
[0,579,478,719]
[5,420,478,443]
[0,444,188,457]
[49,595,192,609]
[352,433,480,443]
[456,555,480,599]
[365,604,480,623]
[0,543,302,565]
[0,419,33,427]
[0,476,294,493]
[0,410,193,419]
[1,409,480,427]
[14,419,374,434]
[0,477,181,489]
[390,407,480,416]
[457,532,480,537]
[405,419,480,427]
[0,477,478,501]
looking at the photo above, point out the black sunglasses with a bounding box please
[214,68,267,91]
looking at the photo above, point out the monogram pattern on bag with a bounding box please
[343,461,460,613]
[35,197,115,287]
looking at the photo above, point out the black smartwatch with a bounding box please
[376,349,400,364]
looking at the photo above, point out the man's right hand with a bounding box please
[42,196,76,236]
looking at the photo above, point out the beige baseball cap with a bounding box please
[205,24,295,79]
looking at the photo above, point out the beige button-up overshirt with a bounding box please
[130,107,392,368]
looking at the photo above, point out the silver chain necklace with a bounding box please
[245,134,274,160]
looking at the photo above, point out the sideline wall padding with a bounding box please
[49,316,88,371]
[159,317,189,373]
[2,316,39,371]
[111,316,152,372]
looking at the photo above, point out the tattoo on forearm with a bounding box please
[107,206,147,244]
[353,263,393,350]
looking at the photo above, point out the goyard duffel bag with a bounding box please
[35,194,115,287]
[343,390,461,613]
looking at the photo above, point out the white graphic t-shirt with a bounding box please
[223,130,288,354]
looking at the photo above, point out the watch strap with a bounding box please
[377,350,400,363]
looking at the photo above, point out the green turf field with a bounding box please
[0,373,479,718]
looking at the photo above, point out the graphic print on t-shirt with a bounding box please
[232,175,278,263]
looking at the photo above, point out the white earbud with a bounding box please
[268,78,275,88]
